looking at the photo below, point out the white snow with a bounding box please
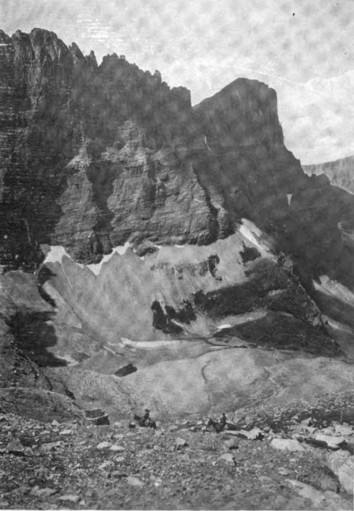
[55,353,79,367]
[43,246,74,265]
[287,193,293,206]
[87,242,131,274]
[115,242,131,255]
[204,135,212,152]
[325,318,352,333]
[238,219,267,253]
[120,337,178,348]
[217,323,232,331]
[314,275,354,306]
[103,345,118,356]
[43,242,133,275]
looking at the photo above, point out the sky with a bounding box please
[1,0,354,164]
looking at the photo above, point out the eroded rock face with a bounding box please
[0,28,210,268]
[192,79,354,291]
[1,28,354,300]
[303,156,354,196]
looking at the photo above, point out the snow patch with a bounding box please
[115,242,131,255]
[326,318,353,334]
[103,345,119,356]
[43,246,74,265]
[314,275,354,306]
[55,353,79,367]
[217,324,232,331]
[238,219,270,253]
[120,337,178,348]
[204,135,212,152]
[287,193,293,206]
[86,242,132,275]
[43,242,133,275]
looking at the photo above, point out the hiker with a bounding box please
[219,413,227,432]
[133,409,156,429]
[142,408,150,426]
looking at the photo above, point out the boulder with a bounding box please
[219,453,236,464]
[327,451,354,494]
[175,437,188,449]
[96,441,112,450]
[270,438,305,452]
[332,424,354,437]
[6,439,25,455]
[127,476,144,487]
[239,428,264,440]
[314,434,346,450]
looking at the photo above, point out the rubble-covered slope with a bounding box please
[0,218,348,421]
[0,218,347,420]
[0,396,354,510]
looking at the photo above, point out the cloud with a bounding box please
[277,74,354,163]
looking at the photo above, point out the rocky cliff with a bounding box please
[1,28,354,294]
[303,156,354,195]
[0,28,200,269]
[192,81,354,293]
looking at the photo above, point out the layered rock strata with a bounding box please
[0,28,353,299]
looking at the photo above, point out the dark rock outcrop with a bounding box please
[0,28,211,268]
[192,79,354,291]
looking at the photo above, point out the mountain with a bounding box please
[1,28,354,285]
[303,155,354,195]
[0,29,354,426]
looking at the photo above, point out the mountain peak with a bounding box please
[0,26,353,302]
[0,29,11,44]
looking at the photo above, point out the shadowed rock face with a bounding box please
[192,80,354,291]
[1,28,354,297]
[0,28,205,268]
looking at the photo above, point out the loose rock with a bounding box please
[270,438,305,452]
[127,476,144,487]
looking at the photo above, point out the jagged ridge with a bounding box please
[1,28,354,300]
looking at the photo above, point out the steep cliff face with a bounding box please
[0,28,210,268]
[300,157,354,292]
[0,29,354,320]
[303,156,354,195]
[2,29,353,299]
[0,29,79,269]
[192,80,354,291]
[192,78,306,236]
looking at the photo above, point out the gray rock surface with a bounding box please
[303,156,354,195]
[1,28,354,301]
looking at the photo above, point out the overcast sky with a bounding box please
[1,0,354,164]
